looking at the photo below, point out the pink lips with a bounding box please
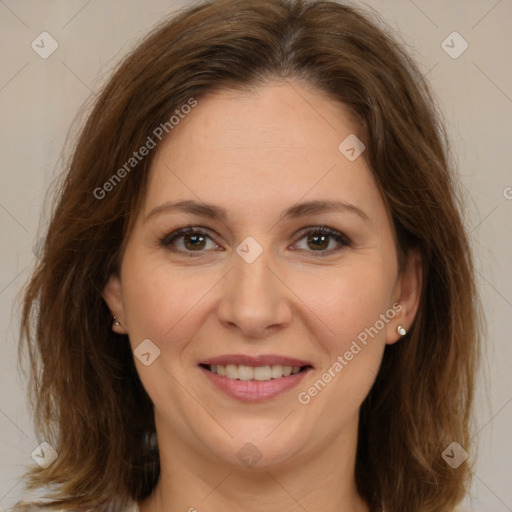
[198,354,313,402]
[200,354,312,368]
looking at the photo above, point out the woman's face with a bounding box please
[104,81,420,470]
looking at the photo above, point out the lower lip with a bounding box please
[199,366,311,402]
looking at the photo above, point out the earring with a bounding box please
[113,316,121,328]
[397,325,407,336]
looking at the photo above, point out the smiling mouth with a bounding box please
[200,363,312,381]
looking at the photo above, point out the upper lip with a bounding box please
[200,354,313,368]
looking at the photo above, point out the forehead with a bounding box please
[156,81,362,156]
[144,81,383,226]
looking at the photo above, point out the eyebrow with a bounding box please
[145,199,369,223]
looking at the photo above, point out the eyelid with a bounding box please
[160,226,222,254]
[160,224,352,257]
[293,225,351,244]
[291,225,352,255]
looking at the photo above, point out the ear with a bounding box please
[386,248,422,345]
[102,273,128,335]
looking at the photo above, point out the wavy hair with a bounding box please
[18,0,481,510]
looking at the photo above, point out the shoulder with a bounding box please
[9,503,44,511]
[9,503,65,512]
[9,501,139,512]
[8,504,48,511]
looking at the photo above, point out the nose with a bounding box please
[216,246,293,339]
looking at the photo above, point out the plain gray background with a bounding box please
[1,0,511,510]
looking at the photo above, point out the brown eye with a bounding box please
[293,226,351,255]
[161,227,220,255]
[182,233,207,251]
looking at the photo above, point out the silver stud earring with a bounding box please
[113,316,121,327]
[397,325,407,336]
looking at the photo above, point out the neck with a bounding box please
[138,414,370,512]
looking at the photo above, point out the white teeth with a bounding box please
[282,366,292,376]
[226,364,239,379]
[253,366,272,381]
[271,365,283,378]
[209,364,304,381]
[238,365,253,381]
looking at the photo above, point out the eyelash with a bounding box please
[160,225,352,257]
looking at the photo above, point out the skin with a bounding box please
[103,80,422,512]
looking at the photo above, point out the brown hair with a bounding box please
[19,0,481,510]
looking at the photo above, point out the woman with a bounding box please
[15,0,481,510]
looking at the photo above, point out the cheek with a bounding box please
[122,248,396,358]
[300,265,394,412]
[293,262,394,409]
[294,261,395,350]
[120,255,211,351]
